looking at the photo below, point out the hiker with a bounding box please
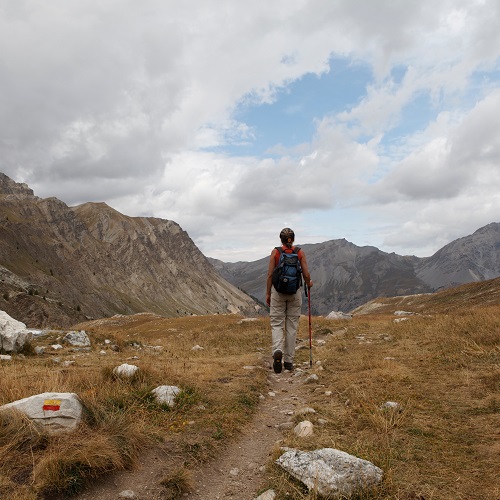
[266,228,312,373]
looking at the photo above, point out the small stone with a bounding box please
[255,489,276,500]
[295,407,316,416]
[380,401,401,411]
[151,385,180,407]
[63,331,90,347]
[294,420,314,437]
[118,491,137,499]
[305,374,319,383]
[113,363,139,377]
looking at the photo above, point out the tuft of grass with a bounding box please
[33,428,134,496]
[2,299,498,498]
[269,304,500,499]
[160,466,194,498]
[0,314,270,497]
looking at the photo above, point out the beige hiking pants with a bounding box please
[270,287,302,364]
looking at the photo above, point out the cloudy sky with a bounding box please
[1,0,499,262]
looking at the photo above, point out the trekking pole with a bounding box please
[305,282,312,367]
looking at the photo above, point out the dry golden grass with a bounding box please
[1,280,499,499]
[0,314,269,498]
[271,300,499,499]
[159,466,195,498]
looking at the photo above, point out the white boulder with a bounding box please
[0,392,83,434]
[326,311,352,320]
[113,363,139,377]
[63,330,91,347]
[0,310,32,353]
[394,310,415,316]
[152,385,181,407]
[276,448,383,497]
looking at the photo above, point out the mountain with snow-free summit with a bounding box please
[210,223,500,315]
[0,173,259,328]
[2,173,498,323]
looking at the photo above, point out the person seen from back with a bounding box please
[266,228,312,373]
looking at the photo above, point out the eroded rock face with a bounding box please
[276,448,383,497]
[0,310,32,352]
[0,173,260,328]
[0,392,83,434]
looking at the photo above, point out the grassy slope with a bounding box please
[1,278,499,498]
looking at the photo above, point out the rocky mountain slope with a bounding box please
[351,276,500,316]
[0,173,258,328]
[211,223,500,315]
[415,223,500,288]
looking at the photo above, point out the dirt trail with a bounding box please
[76,368,311,500]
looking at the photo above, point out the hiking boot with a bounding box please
[273,350,283,373]
[284,362,293,371]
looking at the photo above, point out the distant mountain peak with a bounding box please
[0,172,34,198]
[214,222,500,315]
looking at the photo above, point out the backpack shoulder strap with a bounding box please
[273,247,283,268]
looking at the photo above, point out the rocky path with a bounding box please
[77,368,310,500]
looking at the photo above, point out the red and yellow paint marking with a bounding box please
[43,399,61,411]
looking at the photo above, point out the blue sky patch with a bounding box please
[223,57,373,157]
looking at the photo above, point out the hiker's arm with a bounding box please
[300,253,313,288]
[266,249,277,306]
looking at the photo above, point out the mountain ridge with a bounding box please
[1,172,498,323]
[0,173,259,327]
[210,222,500,315]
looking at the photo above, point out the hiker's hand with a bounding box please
[266,293,271,306]
[308,280,313,288]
